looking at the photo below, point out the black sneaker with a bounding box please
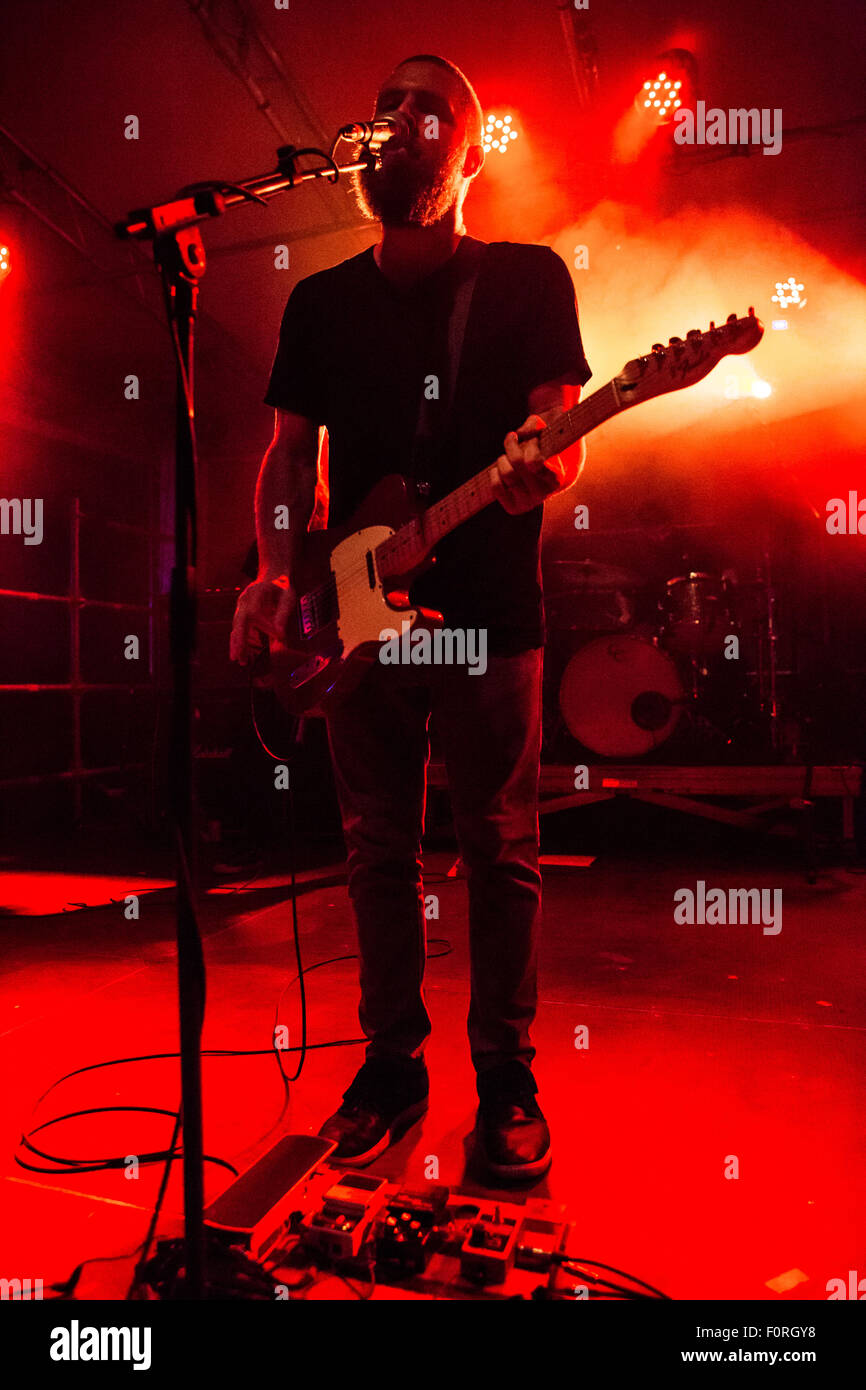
[317,1057,429,1167]
[475,1060,552,1182]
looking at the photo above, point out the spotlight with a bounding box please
[482,114,519,155]
[634,49,697,126]
[751,380,772,398]
[0,244,9,279]
[771,277,805,309]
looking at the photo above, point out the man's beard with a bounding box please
[353,143,465,227]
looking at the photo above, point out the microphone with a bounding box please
[337,111,417,150]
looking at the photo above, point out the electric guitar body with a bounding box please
[268,473,440,715]
[259,311,765,716]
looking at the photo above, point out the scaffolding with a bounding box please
[0,498,169,822]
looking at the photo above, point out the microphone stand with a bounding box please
[116,141,374,1299]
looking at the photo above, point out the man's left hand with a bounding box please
[491,414,566,515]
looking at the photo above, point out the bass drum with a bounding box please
[558,635,684,757]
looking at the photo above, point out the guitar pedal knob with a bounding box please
[651,342,665,353]
[668,335,683,345]
[687,329,701,340]
[726,312,737,323]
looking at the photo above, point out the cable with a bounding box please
[126,1107,183,1299]
[556,1253,670,1300]
[140,1234,281,1300]
[16,1106,235,1178]
[248,678,301,764]
[43,1249,146,1302]
[246,679,309,1083]
[17,656,455,1289]
[336,1254,377,1300]
[176,178,268,209]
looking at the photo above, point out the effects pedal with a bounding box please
[515,1199,569,1272]
[300,1172,389,1260]
[459,1205,521,1286]
[203,1134,337,1261]
[374,1185,450,1275]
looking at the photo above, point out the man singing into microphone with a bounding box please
[231,54,591,1181]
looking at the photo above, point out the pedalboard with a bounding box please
[202,1134,576,1296]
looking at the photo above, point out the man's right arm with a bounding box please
[230,408,319,664]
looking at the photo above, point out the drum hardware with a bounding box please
[543,544,796,763]
[754,542,781,751]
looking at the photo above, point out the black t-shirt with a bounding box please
[264,236,591,654]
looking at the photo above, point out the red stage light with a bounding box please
[634,50,696,127]
[482,113,519,155]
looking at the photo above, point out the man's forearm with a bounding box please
[542,405,586,490]
[254,443,317,580]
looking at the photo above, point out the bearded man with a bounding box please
[231,54,591,1182]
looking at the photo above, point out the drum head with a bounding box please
[558,635,684,757]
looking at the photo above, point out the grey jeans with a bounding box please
[325,646,543,1076]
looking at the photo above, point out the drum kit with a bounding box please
[543,539,784,761]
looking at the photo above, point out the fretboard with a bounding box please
[376,379,621,578]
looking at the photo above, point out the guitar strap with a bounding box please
[409,238,487,493]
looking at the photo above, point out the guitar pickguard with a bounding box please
[331,526,419,655]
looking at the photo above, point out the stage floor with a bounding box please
[1,829,864,1300]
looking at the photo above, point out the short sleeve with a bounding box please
[521,247,592,393]
[263,278,326,421]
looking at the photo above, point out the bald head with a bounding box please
[375,55,484,154]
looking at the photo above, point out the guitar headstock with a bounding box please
[614,310,764,405]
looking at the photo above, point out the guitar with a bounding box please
[262,310,764,714]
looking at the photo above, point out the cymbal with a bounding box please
[547,559,644,591]
[562,521,719,538]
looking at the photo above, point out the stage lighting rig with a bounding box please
[635,49,697,125]
[772,277,806,310]
[483,114,519,155]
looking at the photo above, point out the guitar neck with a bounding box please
[376,379,622,577]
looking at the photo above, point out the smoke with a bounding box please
[548,199,866,450]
